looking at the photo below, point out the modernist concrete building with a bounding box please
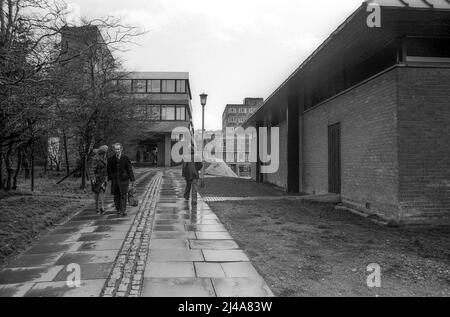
[244,0,450,224]
[118,72,194,167]
[222,98,263,176]
[61,26,194,168]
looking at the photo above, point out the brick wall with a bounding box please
[302,69,400,221]
[397,67,450,224]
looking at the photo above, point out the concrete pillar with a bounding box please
[157,141,165,167]
[164,133,172,167]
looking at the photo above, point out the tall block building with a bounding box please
[244,1,450,224]
[222,98,263,177]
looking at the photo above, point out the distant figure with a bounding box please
[92,145,109,214]
[136,150,141,163]
[152,147,158,167]
[182,149,203,206]
[107,143,136,216]
[143,150,149,162]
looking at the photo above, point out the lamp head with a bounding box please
[200,93,208,107]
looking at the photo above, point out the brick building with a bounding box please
[222,98,263,176]
[244,1,450,224]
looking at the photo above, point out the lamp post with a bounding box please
[200,93,208,187]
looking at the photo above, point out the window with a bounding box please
[135,105,147,120]
[148,106,161,120]
[118,80,132,93]
[176,106,186,121]
[161,106,176,120]
[176,80,186,93]
[148,80,161,93]
[229,108,237,113]
[132,80,146,93]
[162,80,176,93]
[239,108,247,114]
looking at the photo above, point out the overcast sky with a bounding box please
[67,0,364,130]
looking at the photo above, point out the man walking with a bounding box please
[182,148,203,206]
[107,143,136,216]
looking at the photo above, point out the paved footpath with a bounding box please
[140,169,273,297]
[0,168,273,297]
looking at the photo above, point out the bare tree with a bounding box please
[54,18,145,189]
[1,0,145,191]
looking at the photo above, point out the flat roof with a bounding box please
[244,0,450,127]
[120,72,190,80]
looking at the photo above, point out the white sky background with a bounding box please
[66,0,364,130]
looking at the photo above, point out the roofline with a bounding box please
[244,2,367,126]
[245,1,450,127]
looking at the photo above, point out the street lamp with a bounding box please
[200,93,208,187]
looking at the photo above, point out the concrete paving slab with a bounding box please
[202,250,249,262]
[55,250,118,265]
[0,266,64,284]
[6,253,63,268]
[93,225,131,233]
[189,219,221,225]
[0,283,35,297]
[93,219,133,226]
[186,224,227,232]
[144,262,195,278]
[51,227,98,235]
[37,234,82,244]
[151,231,196,239]
[221,262,260,278]
[194,262,226,278]
[195,232,233,240]
[148,250,204,262]
[149,239,189,250]
[53,263,114,281]
[25,279,106,297]
[189,240,239,250]
[25,243,83,255]
[59,221,97,228]
[153,224,186,232]
[78,240,124,251]
[155,219,187,225]
[155,214,185,221]
[212,277,274,297]
[141,278,215,297]
[76,232,127,242]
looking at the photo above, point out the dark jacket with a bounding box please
[182,155,203,181]
[107,155,135,195]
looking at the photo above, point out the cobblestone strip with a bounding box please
[101,172,163,297]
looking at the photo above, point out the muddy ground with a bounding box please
[200,177,450,297]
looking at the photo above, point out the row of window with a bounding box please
[228,107,257,114]
[228,117,247,123]
[117,79,187,94]
[134,105,187,121]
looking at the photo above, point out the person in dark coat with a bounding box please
[107,143,136,216]
[182,149,203,206]
[92,145,109,215]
